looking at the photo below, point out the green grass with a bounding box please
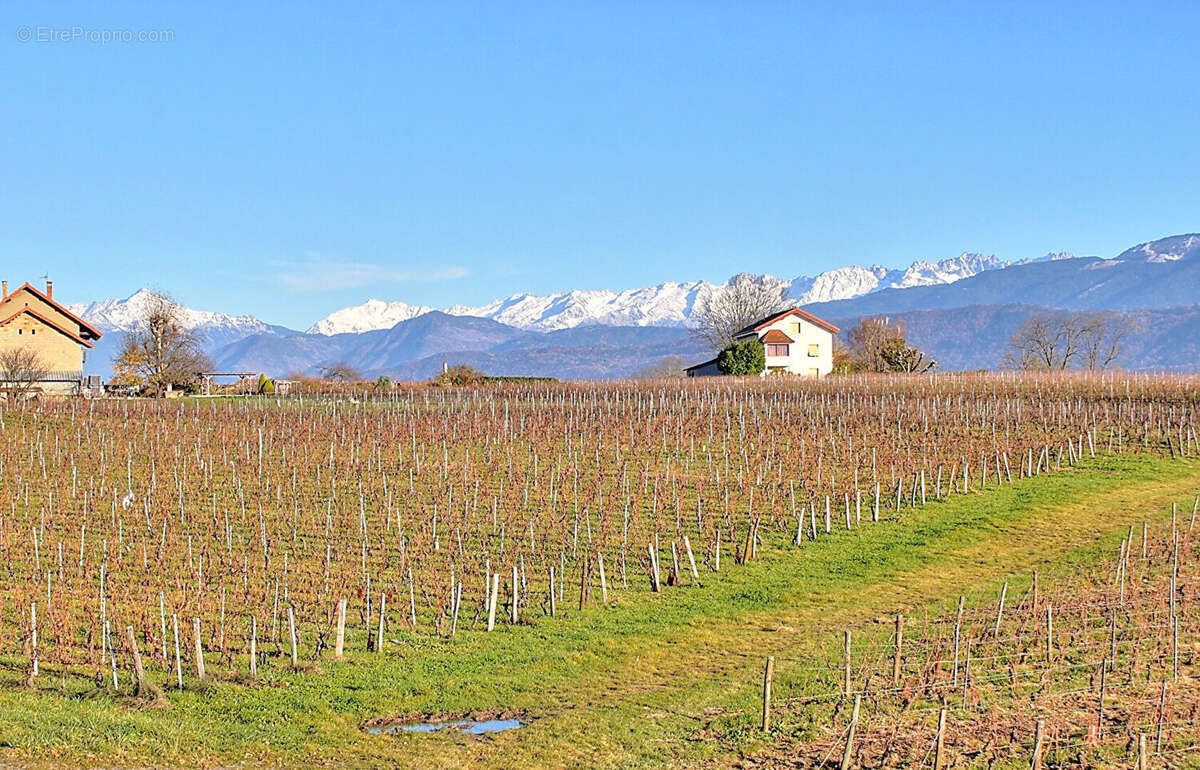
[1,454,1197,769]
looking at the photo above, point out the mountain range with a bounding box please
[69,233,1200,378]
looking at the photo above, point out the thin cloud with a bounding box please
[272,256,469,291]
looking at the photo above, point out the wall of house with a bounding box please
[753,316,834,377]
[0,315,84,373]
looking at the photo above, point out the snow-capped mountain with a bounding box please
[445,280,720,330]
[310,254,1006,335]
[307,298,435,335]
[1116,234,1200,263]
[68,288,271,336]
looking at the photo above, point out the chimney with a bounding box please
[46,280,53,299]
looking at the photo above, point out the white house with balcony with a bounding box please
[685,307,839,378]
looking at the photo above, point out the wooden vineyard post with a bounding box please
[376,593,386,653]
[549,567,557,617]
[843,630,852,697]
[512,566,519,623]
[172,613,182,690]
[683,536,699,582]
[1045,603,1053,662]
[933,707,947,770]
[193,618,206,681]
[1137,734,1147,770]
[335,598,347,659]
[714,530,721,572]
[408,568,417,629]
[249,616,258,679]
[1031,719,1044,770]
[993,582,1007,637]
[952,596,964,686]
[839,693,860,770]
[159,593,168,669]
[1096,659,1107,734]
[761,655,774,731]
[288,607,299,667]
[28,602,37,684]
[597,552,609,605]
[487,572,500,631]
[578,557,589,611]
[451,583,463,637]
[648,542,661,592]
[1155,682,1167,752]
[125,625,148,698]
[892,614,904,685]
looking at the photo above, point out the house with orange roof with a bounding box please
[0,280,102,394]
[685,307,839,378]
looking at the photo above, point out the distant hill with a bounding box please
[843,303,1200,372]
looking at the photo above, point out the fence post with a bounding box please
[843,630,852,697]
[839,693,861,770]
[335,598,346,659]
[934,707,947,770]
[193,617,205,681]
[761,656,775,731]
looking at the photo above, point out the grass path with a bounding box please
[1,455,1198,769]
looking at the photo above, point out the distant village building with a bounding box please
[685,307,839,378]
[0,280,102,395]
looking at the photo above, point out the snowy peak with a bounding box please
[68,288,270,335]
[1116,234,1200,263]
[894,253,1005,288]
[454,281,718,330]
[307,298,435,335]
[789,253,1003,304]
[308,252,1011,335]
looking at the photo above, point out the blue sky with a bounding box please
[3,2,1198,329]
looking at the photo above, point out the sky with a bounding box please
[3,2,1199,329]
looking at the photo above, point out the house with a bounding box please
[0,280,102,395]
[685,307,839,378]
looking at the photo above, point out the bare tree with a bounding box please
[846,316,903,372]
[1077,311,1129,371]
[1004,312,1066,370]
[691,274,790,351]
[0,348,48,400]
[1005,311,1127,371]
[318,362,361,382]
[113,292,212,396]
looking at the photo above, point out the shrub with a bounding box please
[257,374,275,395]
[431,364,486,387]
[717,339,765,376]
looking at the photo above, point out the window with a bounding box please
[791,322,801,335]
[766,343,789,357]
[808,343,819,357]
[809,368,819,377]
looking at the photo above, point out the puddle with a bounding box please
[366,718,524,735]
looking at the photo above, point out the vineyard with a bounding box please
[747,507,1200,768]
[0,373,1198,767]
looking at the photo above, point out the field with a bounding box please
[0,373,1198,768]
